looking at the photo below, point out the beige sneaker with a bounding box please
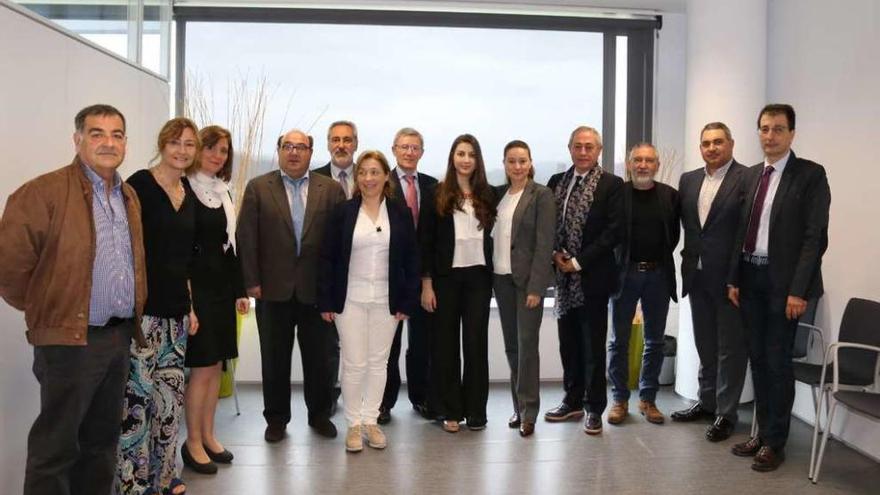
[345,425,363,452]
[607,401,629,425]
[363,424,387,449]
[639,400,665,424]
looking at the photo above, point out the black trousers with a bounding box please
[256,297,335,425]
[430,266,492,422]
[24,320,133,495]
[557,295,610,415]
[689,269,749,421]
[380,301,431,411]
[739,262,798,450]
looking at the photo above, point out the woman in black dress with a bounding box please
[182,126,249,473]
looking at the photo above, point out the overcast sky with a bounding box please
[187,21,604,182]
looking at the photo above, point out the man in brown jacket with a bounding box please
[0,104,147,495]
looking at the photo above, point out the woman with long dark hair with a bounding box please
[181,126,250,473]
[491,140,556,437]
[420,134,496,433]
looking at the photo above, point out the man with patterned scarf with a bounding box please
[544,126,624,435]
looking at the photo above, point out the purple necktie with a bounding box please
[743,166,775,254]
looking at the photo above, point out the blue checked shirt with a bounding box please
[81,164,136,326]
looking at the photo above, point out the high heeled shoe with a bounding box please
[181,443,218,475]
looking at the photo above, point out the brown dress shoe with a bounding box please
[751,446,785,472]
[508,412,521,429]
[731,436,763,457]
[638,400,665,424]
[607,401,628,425]
[519,422,535,437]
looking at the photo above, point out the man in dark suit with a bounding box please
[671,122,749,443]
[377,127,438,424]
[606,143,680,427]
[545,126,624,435]
[237,129,346,442]
[727,104,830,472]
[313,120,358,200]
[312,120,359,411]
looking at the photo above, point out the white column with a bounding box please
[676,0,767,401]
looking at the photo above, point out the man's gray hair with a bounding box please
[568,126,602,147]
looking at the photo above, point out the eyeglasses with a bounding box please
[758,126,789,136]
[281,143,310,153]
[395,144,423,153]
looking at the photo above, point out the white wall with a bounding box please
[765,0,880,461]
[0,3,170,492]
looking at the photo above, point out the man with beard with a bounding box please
[606,143,680,427]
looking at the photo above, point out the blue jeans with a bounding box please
[608,266,671,403]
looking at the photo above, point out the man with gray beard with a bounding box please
[606,143,680,427]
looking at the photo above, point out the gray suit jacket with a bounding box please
[494,181,557,295]
[237,170,345,303]
[679,160,748,297]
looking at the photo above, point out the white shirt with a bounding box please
[281,170,309,208]
[492,189,524,275]
[752,151,790,256]
[452,199,486,268]
[347,201,391,304]
[696,159,732,269]
[330,163,355,199]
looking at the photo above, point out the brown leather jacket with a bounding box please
[0,159,147,346]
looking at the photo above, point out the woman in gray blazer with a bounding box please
[491,140,556,437]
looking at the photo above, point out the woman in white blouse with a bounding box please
[491,140,556,437]
[318,150,419,452]
[420,134,497,433]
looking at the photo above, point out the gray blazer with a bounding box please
[237,170,345,303]
[678,160,748,298]
[494,181,557,295]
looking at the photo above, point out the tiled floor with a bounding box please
[182,383,879,494]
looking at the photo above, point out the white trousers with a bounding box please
[335,300,398,426]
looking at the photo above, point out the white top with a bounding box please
[452,199,486,268]
[331,164,355,199]
[492,189,524,275]
[347,201,391,304]
[752,151,789,256]
[696,159,732,270]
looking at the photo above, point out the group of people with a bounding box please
[0,101,829,495]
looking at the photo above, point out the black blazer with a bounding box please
[615,181,681,302]
[727,151,830,298]
[317,197,420,316]
[388,168,438,236]
[678,160,748,297]
[420,184,495,278]
[548,168,624,296]
[311,163,332,177]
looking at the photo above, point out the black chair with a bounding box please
[809,297,880,483]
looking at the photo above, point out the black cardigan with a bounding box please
[317,197,420,316]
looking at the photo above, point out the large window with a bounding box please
[175,7,657,182]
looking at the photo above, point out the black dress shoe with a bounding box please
[544,403,585,422]
[377,408,391,425]
[583,413,602,435]
[181,443,218,475]
[264,422,286,443]
[731,436,763,457]
[309,418,338,438]
[508,412,521,429]
[204,445,234,464]
[519,422,535,437]
[670,402,714,422]
[705,417,735,442]
[467,419,487,431]
[751,446,785,472]
[413,403,434,420]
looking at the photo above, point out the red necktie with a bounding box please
[404,174,419,227]
[744,166,775,253]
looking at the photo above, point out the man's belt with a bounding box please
[742,253,770,266]
[633,261,659,272]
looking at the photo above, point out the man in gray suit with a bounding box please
[671,122,749,443]
[237,129,346,442]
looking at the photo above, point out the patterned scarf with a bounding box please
[553,165,603,317]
